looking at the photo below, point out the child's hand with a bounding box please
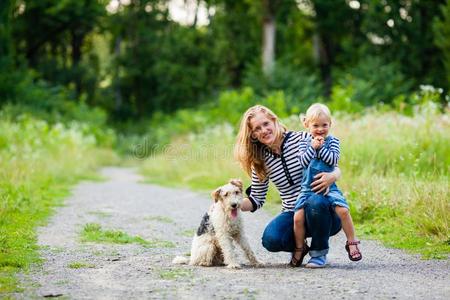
[311,137,323,149]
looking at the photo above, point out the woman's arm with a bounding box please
[310,167,341,194]
[240,170,269,212]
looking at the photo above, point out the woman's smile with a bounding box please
[249,113,277,146]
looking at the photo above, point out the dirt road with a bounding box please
[16,167,450,299]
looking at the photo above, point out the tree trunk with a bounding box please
[71,30,84,97]
[313,32,332,98]
[192,0,199,27]
[0,0,13,59]
[262,0,276,76]
[262,15,275,75]
[114,36,123,113]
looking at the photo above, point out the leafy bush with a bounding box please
[331,56,412,110]
[0,70,116,147]
[244,63,324,113]
[117,87,299,156]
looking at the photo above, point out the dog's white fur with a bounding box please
[173,179,260,269]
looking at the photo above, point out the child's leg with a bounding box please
[334,206,356,241]
[291,209,309,267]
[335,206,361,260]
[293,209,306,250]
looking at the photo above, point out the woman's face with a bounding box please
[249,112,277,146]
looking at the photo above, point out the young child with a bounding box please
[291,103,362,268]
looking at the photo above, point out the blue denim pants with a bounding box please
[262,193,342,257]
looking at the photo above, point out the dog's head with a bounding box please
[211,179,243,220]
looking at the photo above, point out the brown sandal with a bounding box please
[345,240,362,261]
[289,243,310,267]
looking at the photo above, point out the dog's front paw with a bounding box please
[226,263,241,269]
[251,260,264,268]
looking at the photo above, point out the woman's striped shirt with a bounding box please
[248,131,310,212]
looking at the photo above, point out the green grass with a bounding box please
[178,229,195,237]
[140,110,450,259]
[0,116,118,294]
[144,215,175,224]
[87,211,112,218]
[81,223,175,248]
[158,268,193,280]
[67,262,96,269]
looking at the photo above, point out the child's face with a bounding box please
[249,112,277,146]
[306,115,331,138]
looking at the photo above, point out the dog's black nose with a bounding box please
[231,203,237,208]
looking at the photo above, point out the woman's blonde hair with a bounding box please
[234,105,286,181]
[303,103,332,126]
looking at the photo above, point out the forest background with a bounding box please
[0,0,449,293]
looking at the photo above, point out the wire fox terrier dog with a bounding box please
[173,179,261,269]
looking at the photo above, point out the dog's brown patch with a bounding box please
[229,179,243,190]
[211,188,222,202]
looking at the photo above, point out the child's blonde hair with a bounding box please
[303,103,332,127]
[234,105,286,181]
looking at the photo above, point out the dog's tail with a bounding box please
[172,256,189,265]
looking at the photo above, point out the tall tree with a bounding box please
[361,0,447,88]
[310,0,359,97]
[208,0,260,87]
[0,0,14,60]
[261,0,279,75]
[0,0,16,104]
[13,0,105,99]
[434,0,450,89]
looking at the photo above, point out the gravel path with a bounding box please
[16,167,449,299]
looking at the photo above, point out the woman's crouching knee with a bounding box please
[261,230,282,252]
[305,194,330,214]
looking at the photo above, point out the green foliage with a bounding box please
[360,0,447,88]
[0,0,14,78]
[332,57,412,108]
[244,63,324,113]
[117,87,302,156]
[433,0,450,88]
[208,0,260,87]
[110,1,230,118]
[328,85,364,114]
[12,0,106,101]
[0,70,116,147]
[0,116,117,293]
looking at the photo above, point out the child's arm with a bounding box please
[298,138,317,168]
[317,137,340,166]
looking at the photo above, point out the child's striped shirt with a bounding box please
[298,135,340,168]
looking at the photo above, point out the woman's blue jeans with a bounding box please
[262,194,341,257]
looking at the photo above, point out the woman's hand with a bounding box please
[240,197,254,212]
[311,167,341,194]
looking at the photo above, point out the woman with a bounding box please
[234,105,342,268]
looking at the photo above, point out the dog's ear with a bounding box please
[211,188,222,202]
[229,179,243,190]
